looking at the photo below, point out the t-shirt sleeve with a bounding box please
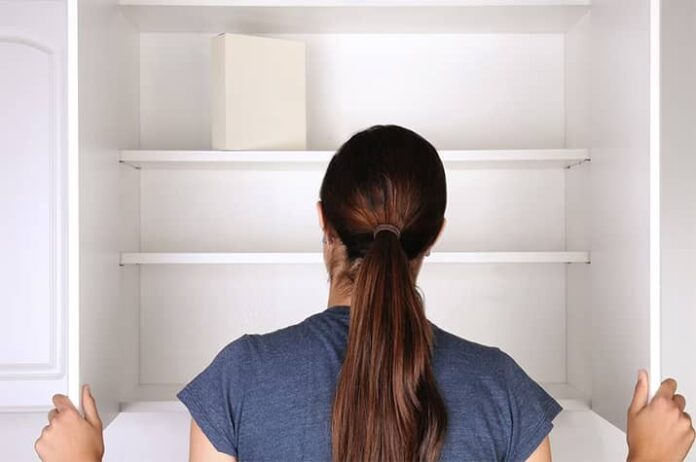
[176,334,251,457]
[499,350,563,462]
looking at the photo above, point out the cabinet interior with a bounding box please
[79,1,651,432]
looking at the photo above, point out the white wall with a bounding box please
[139,32,567,150]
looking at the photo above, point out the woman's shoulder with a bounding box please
[430,322,563,460]
[430,322,517,378]
[433,326,562,460]
[227,313,328,363]
[428,322,558,409]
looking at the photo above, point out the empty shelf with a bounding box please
[120,251,590,265]
[120,149,590,170]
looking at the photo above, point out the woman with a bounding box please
[36,125,695,462]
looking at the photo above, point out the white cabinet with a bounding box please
[5,1,696,460]
[29,0,689,458]
[77,0,645,432]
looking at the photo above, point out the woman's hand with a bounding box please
[627,370,695,462]
[34,384,105,462]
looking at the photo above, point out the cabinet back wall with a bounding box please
[139,33,565,150]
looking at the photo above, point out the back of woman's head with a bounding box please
[319,124,448,462]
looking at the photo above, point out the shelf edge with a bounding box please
[119,149,591,169]
[119,251,590,265]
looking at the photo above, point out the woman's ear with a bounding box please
[316,201,325,231]
[424,217,447,255]
[436,217,447,244]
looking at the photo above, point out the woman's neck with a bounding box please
[327,279,351,308]
[327,292,351,308]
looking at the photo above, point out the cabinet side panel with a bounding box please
[566,163,592,397]
[661,4,696,461]
[564,11,592,398]
[565,12,590,148]
[590,0,652,430]
[78,0,140,425]
[210,33,225,150]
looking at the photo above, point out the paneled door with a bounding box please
[0,0,68,410]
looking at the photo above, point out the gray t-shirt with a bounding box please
[177,305,562,461]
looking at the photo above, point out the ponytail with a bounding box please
[331,227,448,462]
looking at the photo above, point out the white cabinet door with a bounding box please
[588,0,657,430]
[661,2,696,460]
[0,1,68,411]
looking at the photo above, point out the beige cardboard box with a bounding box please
[212,33,306,150]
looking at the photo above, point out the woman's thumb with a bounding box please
[82,384,102,429]
[629,369,649,416]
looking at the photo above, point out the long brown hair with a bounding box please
[319,125,448,462]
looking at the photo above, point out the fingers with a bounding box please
[674,394,687,412]
[656,377,678,400]
[629,369,650,415]
[34,424,51,459]
[47,408,58,423]
[52,394,77,413]
[81,384,102,429]
[682,412,695,446]
[686,428,696,458]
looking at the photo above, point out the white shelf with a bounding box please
[86,408,628,461]
[120,382,590,413]
[120,251,590,265]
[119,2,591,34]
[120,149,590,169]
[121,400,186,413]
[120,1,591,5]
[542,383,591,411]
